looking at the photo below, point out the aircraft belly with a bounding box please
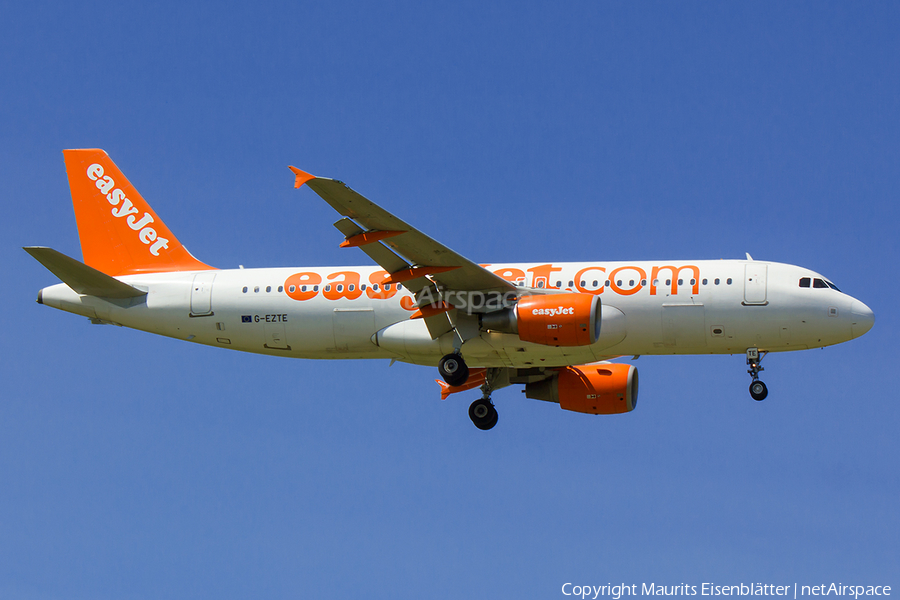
[658,304,707,351]
[332,308,378,353]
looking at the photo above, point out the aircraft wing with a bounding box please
[290,167,515,295]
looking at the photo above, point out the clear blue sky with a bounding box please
[2,2,898,598]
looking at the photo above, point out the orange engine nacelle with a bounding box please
[525,363,638,415]
[515,293,601,347]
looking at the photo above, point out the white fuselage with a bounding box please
[37,259,873,368]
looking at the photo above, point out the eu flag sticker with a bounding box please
[241,315,252,323]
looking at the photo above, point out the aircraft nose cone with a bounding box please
[850,300,875,339]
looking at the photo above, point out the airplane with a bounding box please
[26,149,875,430]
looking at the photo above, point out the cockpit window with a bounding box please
[813,278,828,288]
[825,280,841,292]
[799,277,810,288]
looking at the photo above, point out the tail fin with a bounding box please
[62,149,214,276]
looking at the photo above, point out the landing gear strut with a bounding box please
[438,353,469,387]
[468,368,501,430]
[746,348,769,401]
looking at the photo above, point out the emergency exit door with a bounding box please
[190,272,216,316]
[743,264,768,305]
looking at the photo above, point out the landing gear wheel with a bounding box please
[439,353,469,387]
[468,397,498,430]
[749,380,768,401]
[745,348,770,402]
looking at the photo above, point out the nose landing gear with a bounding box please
[749,380,768,401]
[746,348,769,401]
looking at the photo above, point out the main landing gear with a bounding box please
[469,396,498,430]
[438,354,499,430]
[469,367,500,430]
[438,353,469,387]
[746,348,769,401]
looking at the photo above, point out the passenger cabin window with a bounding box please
[813,278,828,288]
[726,278,732,285]
[242,286,248,293]
[799,277,811,288]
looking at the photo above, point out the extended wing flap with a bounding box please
[293,171,515,293]
[24,247,147,299]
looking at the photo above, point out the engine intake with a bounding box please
[525,363,638,414]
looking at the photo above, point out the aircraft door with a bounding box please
[190,272,216,316]
[743,264,768,305]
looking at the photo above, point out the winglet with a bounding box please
[289,166,315,189]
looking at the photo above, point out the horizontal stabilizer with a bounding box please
[24,247,147,298]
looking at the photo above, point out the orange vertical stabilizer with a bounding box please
[62,149,214,276]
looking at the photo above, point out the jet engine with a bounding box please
[524,363,638,414]
[480,293,601,347]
